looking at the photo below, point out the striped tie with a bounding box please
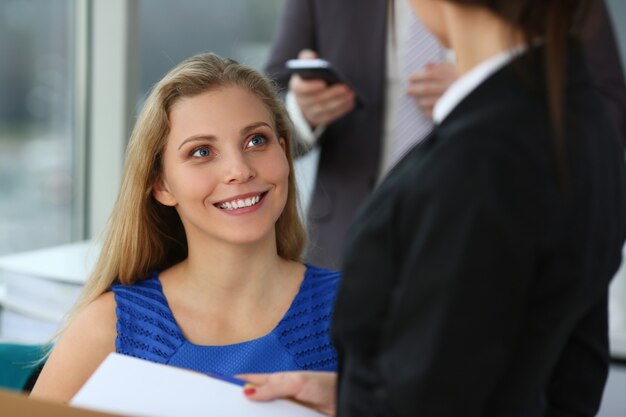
[389,13,444,167]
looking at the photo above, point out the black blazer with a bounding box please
[332,44,626,417]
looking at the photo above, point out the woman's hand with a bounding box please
[238,371,337,416]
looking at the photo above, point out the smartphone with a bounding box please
[286,58,344,85]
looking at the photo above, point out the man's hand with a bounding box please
[407,61,457,118]
[290,49,356,128]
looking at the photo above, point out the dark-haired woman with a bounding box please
[243,0,626,415]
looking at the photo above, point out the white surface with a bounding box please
[1,271,82,321]
[0,240,99,284]
[71,353,325,417]
[597,364,626,417]
[0,240,99,342]
[0,308,61,343]
[1,293,69,324]
[609,243,626,360]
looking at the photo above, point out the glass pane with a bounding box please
[138,0,285,100]
[0,0,79,255]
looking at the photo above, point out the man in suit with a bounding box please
[264,0,456,269]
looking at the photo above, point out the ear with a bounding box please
[279,137,286,153]
[153,176,177,207]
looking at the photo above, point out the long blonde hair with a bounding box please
[68,53,306,327]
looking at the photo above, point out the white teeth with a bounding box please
[218,194,262,210]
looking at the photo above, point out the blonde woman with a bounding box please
[30,53,340,403]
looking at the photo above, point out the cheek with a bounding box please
[276,154,291,189]
[260,151,291,209]
[263,148,290,184]
[169,166,218,201]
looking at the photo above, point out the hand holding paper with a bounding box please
[240,371,337,416]
[71,353,325,417]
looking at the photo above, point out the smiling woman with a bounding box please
[154,87,291,249]
[29,53,341,404]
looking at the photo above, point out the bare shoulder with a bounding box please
[30,292,117,403]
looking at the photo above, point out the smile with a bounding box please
[215,192,266,211]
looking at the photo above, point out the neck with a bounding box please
[181,230,286,297]
[160,231,304,345]
[443,4,525,75]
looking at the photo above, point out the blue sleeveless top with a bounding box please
[110,264,340,376]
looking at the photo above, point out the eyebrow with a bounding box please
[177,121,273,151]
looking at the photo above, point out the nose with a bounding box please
[223,151,255,184]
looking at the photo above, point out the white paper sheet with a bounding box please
[71,353,325,417]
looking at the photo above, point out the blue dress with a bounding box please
[110,264,340,376]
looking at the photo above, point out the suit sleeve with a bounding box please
[263,0,320,155]
[263,0,316,89]
[582,0,626,147]
[543,292,610,417]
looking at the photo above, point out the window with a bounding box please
[0,0,83,255]
[138,0,285,101]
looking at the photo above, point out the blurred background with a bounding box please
[0,0,624,255]
[0,0,285,255]
[0,0,623,254]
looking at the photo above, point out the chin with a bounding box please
[223,225,278,247]
[436,33,451,49]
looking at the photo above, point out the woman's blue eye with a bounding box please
[192,147,211,158]
[247,134,267,148]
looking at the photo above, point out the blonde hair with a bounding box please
[67,53,306,328]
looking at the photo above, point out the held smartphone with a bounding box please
[285,58,344,85]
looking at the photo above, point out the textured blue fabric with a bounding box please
[111,264,340,376]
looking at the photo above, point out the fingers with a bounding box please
[288,48,356,127]
[406,77,447,116]
[290,76,356,127]
[298,49,318,60]
[413,97,436,118]
[290,74,328,95]
[406,80,443,118]
[406,78,450,98]
[303,91,356,127]
[239,372,337,416]
[409,61,458,84]
[408,61,457,97]
[406,61,458,117]
[238,372,305,402]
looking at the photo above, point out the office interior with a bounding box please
[0,0,624,415]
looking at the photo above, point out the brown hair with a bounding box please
[69,53,306,324]
[443,0,596,185]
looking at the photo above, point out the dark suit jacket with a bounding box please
[264,0,388,269]
[264,0,626,270]
[582,0,626,146]
[332,43,626,417]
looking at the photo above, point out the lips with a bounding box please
[214,191,267,211]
